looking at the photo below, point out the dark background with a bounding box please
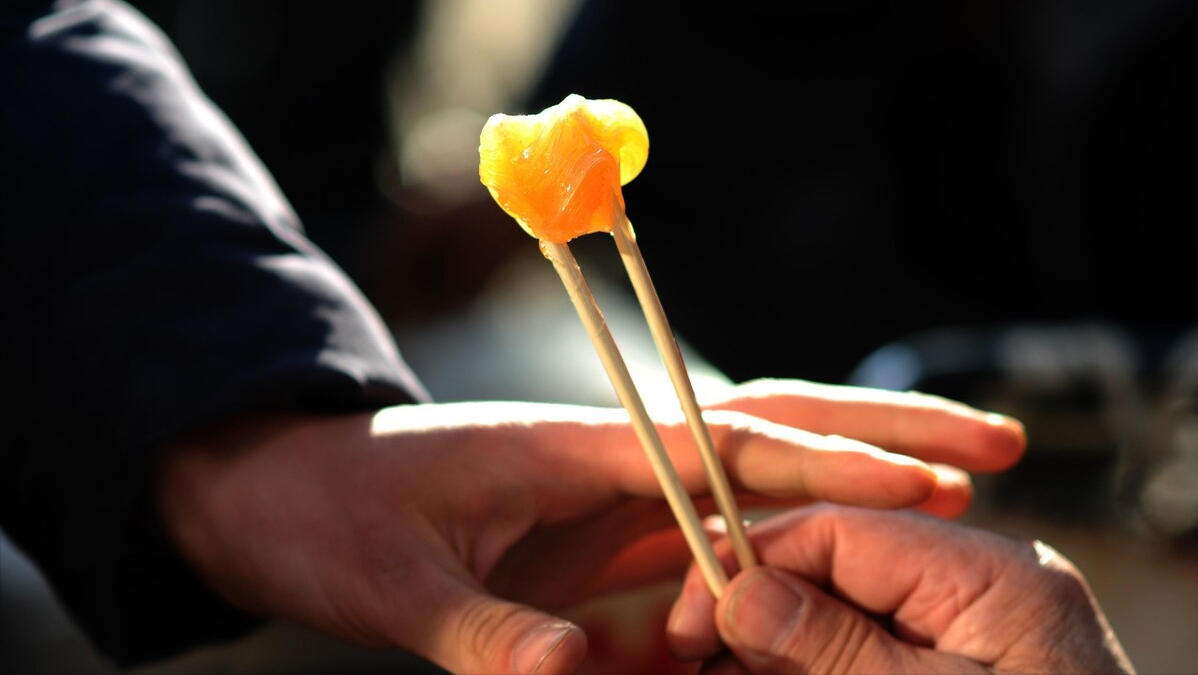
[3,1,1196,673]
[527,0,1196,385]
[128,0,1197,388]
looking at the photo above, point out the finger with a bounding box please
[911,464,974,518]
[716,566,982,675]
[742,505,1027,643]
[666,552,722,662]
[574,410,940,510]
[411,578,588,675]
[707,378,1026,472]
[667,515,761,663]
[702,413,940,508]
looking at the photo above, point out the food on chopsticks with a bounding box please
[479,93,647,244]
[478,94,756,596]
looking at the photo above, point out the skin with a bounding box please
[154,378,1026,674]
[667,505,1136,675]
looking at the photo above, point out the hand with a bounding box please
[154,379,1025,674]
[667,504,1136,675]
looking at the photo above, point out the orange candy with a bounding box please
[478,94,649,244]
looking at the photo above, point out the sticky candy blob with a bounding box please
[479,94,649,244]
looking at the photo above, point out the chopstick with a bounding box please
[540,216,757,597]
[611,217,757,574]
[478,94,755,597]
[540,239,729,596]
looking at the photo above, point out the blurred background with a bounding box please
[3,0,1196,673]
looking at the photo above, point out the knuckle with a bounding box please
[455,597,522,671]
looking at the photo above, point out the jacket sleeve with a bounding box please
[0,0,430,666]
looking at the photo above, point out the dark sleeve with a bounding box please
[0,0,430,667]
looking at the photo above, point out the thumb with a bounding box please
[425,591,587,675]
[715,567,972,675]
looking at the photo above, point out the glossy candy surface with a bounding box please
[479,94,649,244]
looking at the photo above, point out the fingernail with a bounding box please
[725,568,804,659]
[513,622,574,674]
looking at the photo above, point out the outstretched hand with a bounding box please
[154,379,1025,674]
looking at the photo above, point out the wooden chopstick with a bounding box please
[540,239,731,597]
[611,217,758,573]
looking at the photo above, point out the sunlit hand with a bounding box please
[155,379,1024,674]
